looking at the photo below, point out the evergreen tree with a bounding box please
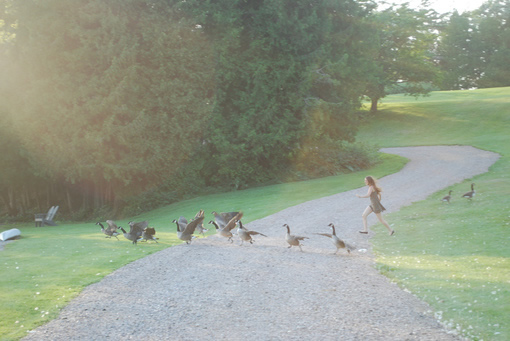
[6,0,214,214]
[182,0,373,187]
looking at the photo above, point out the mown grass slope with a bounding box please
[0,154,405,341]
[1,86,507,341]
[357,86,509,341]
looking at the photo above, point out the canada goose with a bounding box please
[175,210,205,244]
[462,183,475,200]
[141,227,158,243]
[315,223,354,254]
[174,215,207,236]
[193,209,208,236]
[172,216,188,232]
[119,220,147,245]
[96,220,120,240]
[283,224,308,251]
[442,190,453,203]
[237,221,267,245]
[209,212,243,243]
[212,211,240,228]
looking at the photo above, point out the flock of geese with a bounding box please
[96,210,355,254]
[441,183,476,203]
[96,220,157,244]
[95,182,477,252]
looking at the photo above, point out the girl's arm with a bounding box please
[356,186,373,198]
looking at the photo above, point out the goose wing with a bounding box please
[223,212,243,232]
[314,232,333,238]
[248,230,267,237]
[177,216,188,232]
[143,227,156,238]
[211,211,228,228]
[193,210,206,231]
[212,211,239,228]
[129,221,148,237]
[193,209,205,220]
[106,220,118,233]
[221,211,239,222]
[183,215,205,235]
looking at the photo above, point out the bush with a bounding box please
[289,140,380,180]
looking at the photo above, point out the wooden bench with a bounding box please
[34,206,59,227]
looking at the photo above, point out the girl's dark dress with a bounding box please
[370,191,386,213]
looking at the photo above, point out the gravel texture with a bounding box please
[23,145,500,341]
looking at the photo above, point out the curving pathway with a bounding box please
[23,146,499,341]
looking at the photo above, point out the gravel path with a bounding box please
[23,146,499,341]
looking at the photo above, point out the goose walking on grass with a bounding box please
[141,227,158,243]
[119,220,148,245]
[209,212,243,243]
[442,190,453,203]
[462,183,475,200]
[315,223,354,254]
[283,224,308,252]
[96,220,120,240]
[237,221,267,245]
[174,210,205,244]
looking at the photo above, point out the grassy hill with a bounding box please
[0,156,405,340]
[358,86,510,341]
[1,86,508,340]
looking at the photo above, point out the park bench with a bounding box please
[34,206,59,227]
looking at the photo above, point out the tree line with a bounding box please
[0,0,508,220]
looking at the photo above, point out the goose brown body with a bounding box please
[96,220,120,240]
[119,220,148,245]
[462,183,475,200]
[174,210,205,244]
[209,212,243,243]
[141,227,158,243]
[442,190,453,203]
[315,223,354,254]
[237,221,267,245]
[283,224,308,251]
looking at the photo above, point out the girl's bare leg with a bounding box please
[361,206,372,233]
[375,212,394,235]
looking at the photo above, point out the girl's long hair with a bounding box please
[365,176,382,194]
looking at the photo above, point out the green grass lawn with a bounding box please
[0,153,405,341]
[358,86,510,341]
[1,86,508,341]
